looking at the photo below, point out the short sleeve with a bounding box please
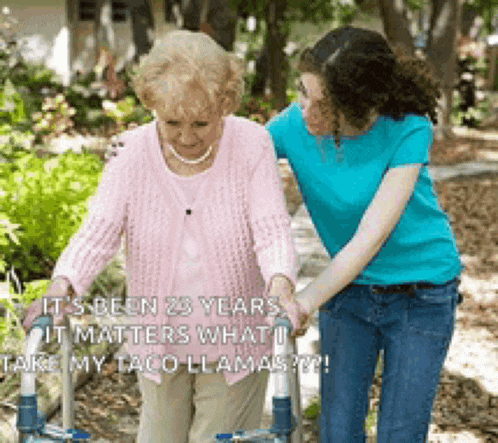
[388,118,432,168]
[265,105,296,160]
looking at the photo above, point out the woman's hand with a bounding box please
[277,293,312,337]
[22,277,74,334]
[266,274,312,337]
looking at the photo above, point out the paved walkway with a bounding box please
[263,162,498,441]
[430,162,498,181]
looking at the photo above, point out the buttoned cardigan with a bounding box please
[52,116,298,385]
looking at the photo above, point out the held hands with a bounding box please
[22,277,75,334]
[277,294,311,337]
[267,275,312,337]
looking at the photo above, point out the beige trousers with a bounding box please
[136,364,269,443]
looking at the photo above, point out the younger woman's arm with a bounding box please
[296,164,422,314]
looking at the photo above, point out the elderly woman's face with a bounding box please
[156,106,223,158]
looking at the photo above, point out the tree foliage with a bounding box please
[464,0,498,32]
[232,0,357,24]
[230,0,358,109]
[378,0,461,139]
[0,149,103,286]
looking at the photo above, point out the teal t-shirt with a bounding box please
[266,103,461,285]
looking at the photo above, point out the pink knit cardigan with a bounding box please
[52,116,298,385]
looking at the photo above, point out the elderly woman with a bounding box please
[266,26,463,442]
[23,30,299,443]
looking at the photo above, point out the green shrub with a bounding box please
[451,89,494,127]
[0,216,20,274]
[0,306,24,355]
[102,96,153,133]
[32,93,76,143]
[0,277,50,353]
[1,9,63,121]
[0,78,26,125]
[304,395,321,420]
[0,149,103,286]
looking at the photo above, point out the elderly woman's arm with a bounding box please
[50,147,130,297]
[23,147,130,331]
[296,164,422,314]
[249,131,299,302]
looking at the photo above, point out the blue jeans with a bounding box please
[318,278,460,443]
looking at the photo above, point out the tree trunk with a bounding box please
[94,0,103,62]
[377,0,415,54]
[130,0,154,62]
[200,0,210,23]
[181,0,237,51]
[265,0,288,110]
[95,0,115,52]
[377,0,461,140]
[426,0,461,140]
[461,3,478,37]
[199,0,215,39]
[94,0,114,81]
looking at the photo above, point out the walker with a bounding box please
[17,316,304,443]
[213,316,304,443]
[17,314,91,442]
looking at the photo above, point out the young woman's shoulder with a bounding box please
[379,113,432,131]
[376,113,432,145]
[266,102,303,131]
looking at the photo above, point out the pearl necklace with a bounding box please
[168,142,213,165]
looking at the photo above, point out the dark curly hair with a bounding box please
[298,26,441,149]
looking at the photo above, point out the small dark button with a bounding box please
[381,302,387,307]
[186,209,192,215]
[118,141,124,147]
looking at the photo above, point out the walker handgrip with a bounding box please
[29,315,52,340]
[273,316,293,332]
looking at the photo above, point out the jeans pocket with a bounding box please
[407,283,458,338]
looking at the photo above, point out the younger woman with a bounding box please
[266,26,462,442]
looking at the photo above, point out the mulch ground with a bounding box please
[430,134,498,165]
[47,130,498,442]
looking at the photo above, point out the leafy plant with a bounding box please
[0,9,62,125]
[102,96,153,133]
[0,78,25,125]
[32,93,76,143]
[304,395,321,419]
[236,95,272,123]
[0,216,20,274]
[451,89,494,127]
[21,278,51,305]
[64,72,113,135]
[0,276,50,352]
[0,149,103,286]
[0,307,24,355]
